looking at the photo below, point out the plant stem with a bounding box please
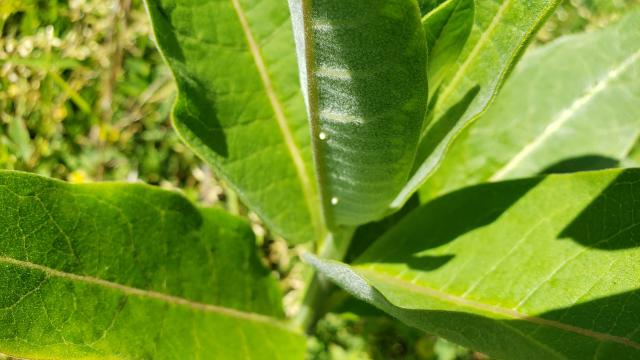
[293,226,355,333]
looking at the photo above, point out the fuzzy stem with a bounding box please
[292,227,355,333]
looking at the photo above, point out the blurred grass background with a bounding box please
[1,0,638,359]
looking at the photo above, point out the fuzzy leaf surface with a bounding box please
[0,171,304,360]
[288,0,428,226]
[311,169,640,359]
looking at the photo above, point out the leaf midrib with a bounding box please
[294,0,335,228]
[358,268,640,350]
[0,255,292,330]
[490,47,640,181]
[421,0,455,24]
[433,0,512,118]
[230,0,322,236]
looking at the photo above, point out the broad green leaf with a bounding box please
[310,169,640,359]
[288,0,428,226]
[144,0,322,243]
[393,0,561,207]
[421,10,640,201]
[422,0,474,94]
[0,171,305,359]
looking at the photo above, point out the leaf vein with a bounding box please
[360,270,640,350]
[230,0,320,236]
[0,255,292,330]
[491,47,640,181]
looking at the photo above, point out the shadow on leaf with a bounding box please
[359,285,640,359]
[346,194,422,263]
[357,177,543,272]
[560,170,640,250]
[540,155,620,175]
[411,85,480,175]
[147,0,229,157]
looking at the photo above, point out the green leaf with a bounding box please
[422,0,474,94]
[417,0,448,15]
[7,117,34,162]
[394,0,561,207]
[0,171,305,359]
[144,0,322,243]
[421,10,640,201]
[309,169,640,359]
[288,0,428,226]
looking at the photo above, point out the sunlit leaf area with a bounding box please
[1,0,639,359]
